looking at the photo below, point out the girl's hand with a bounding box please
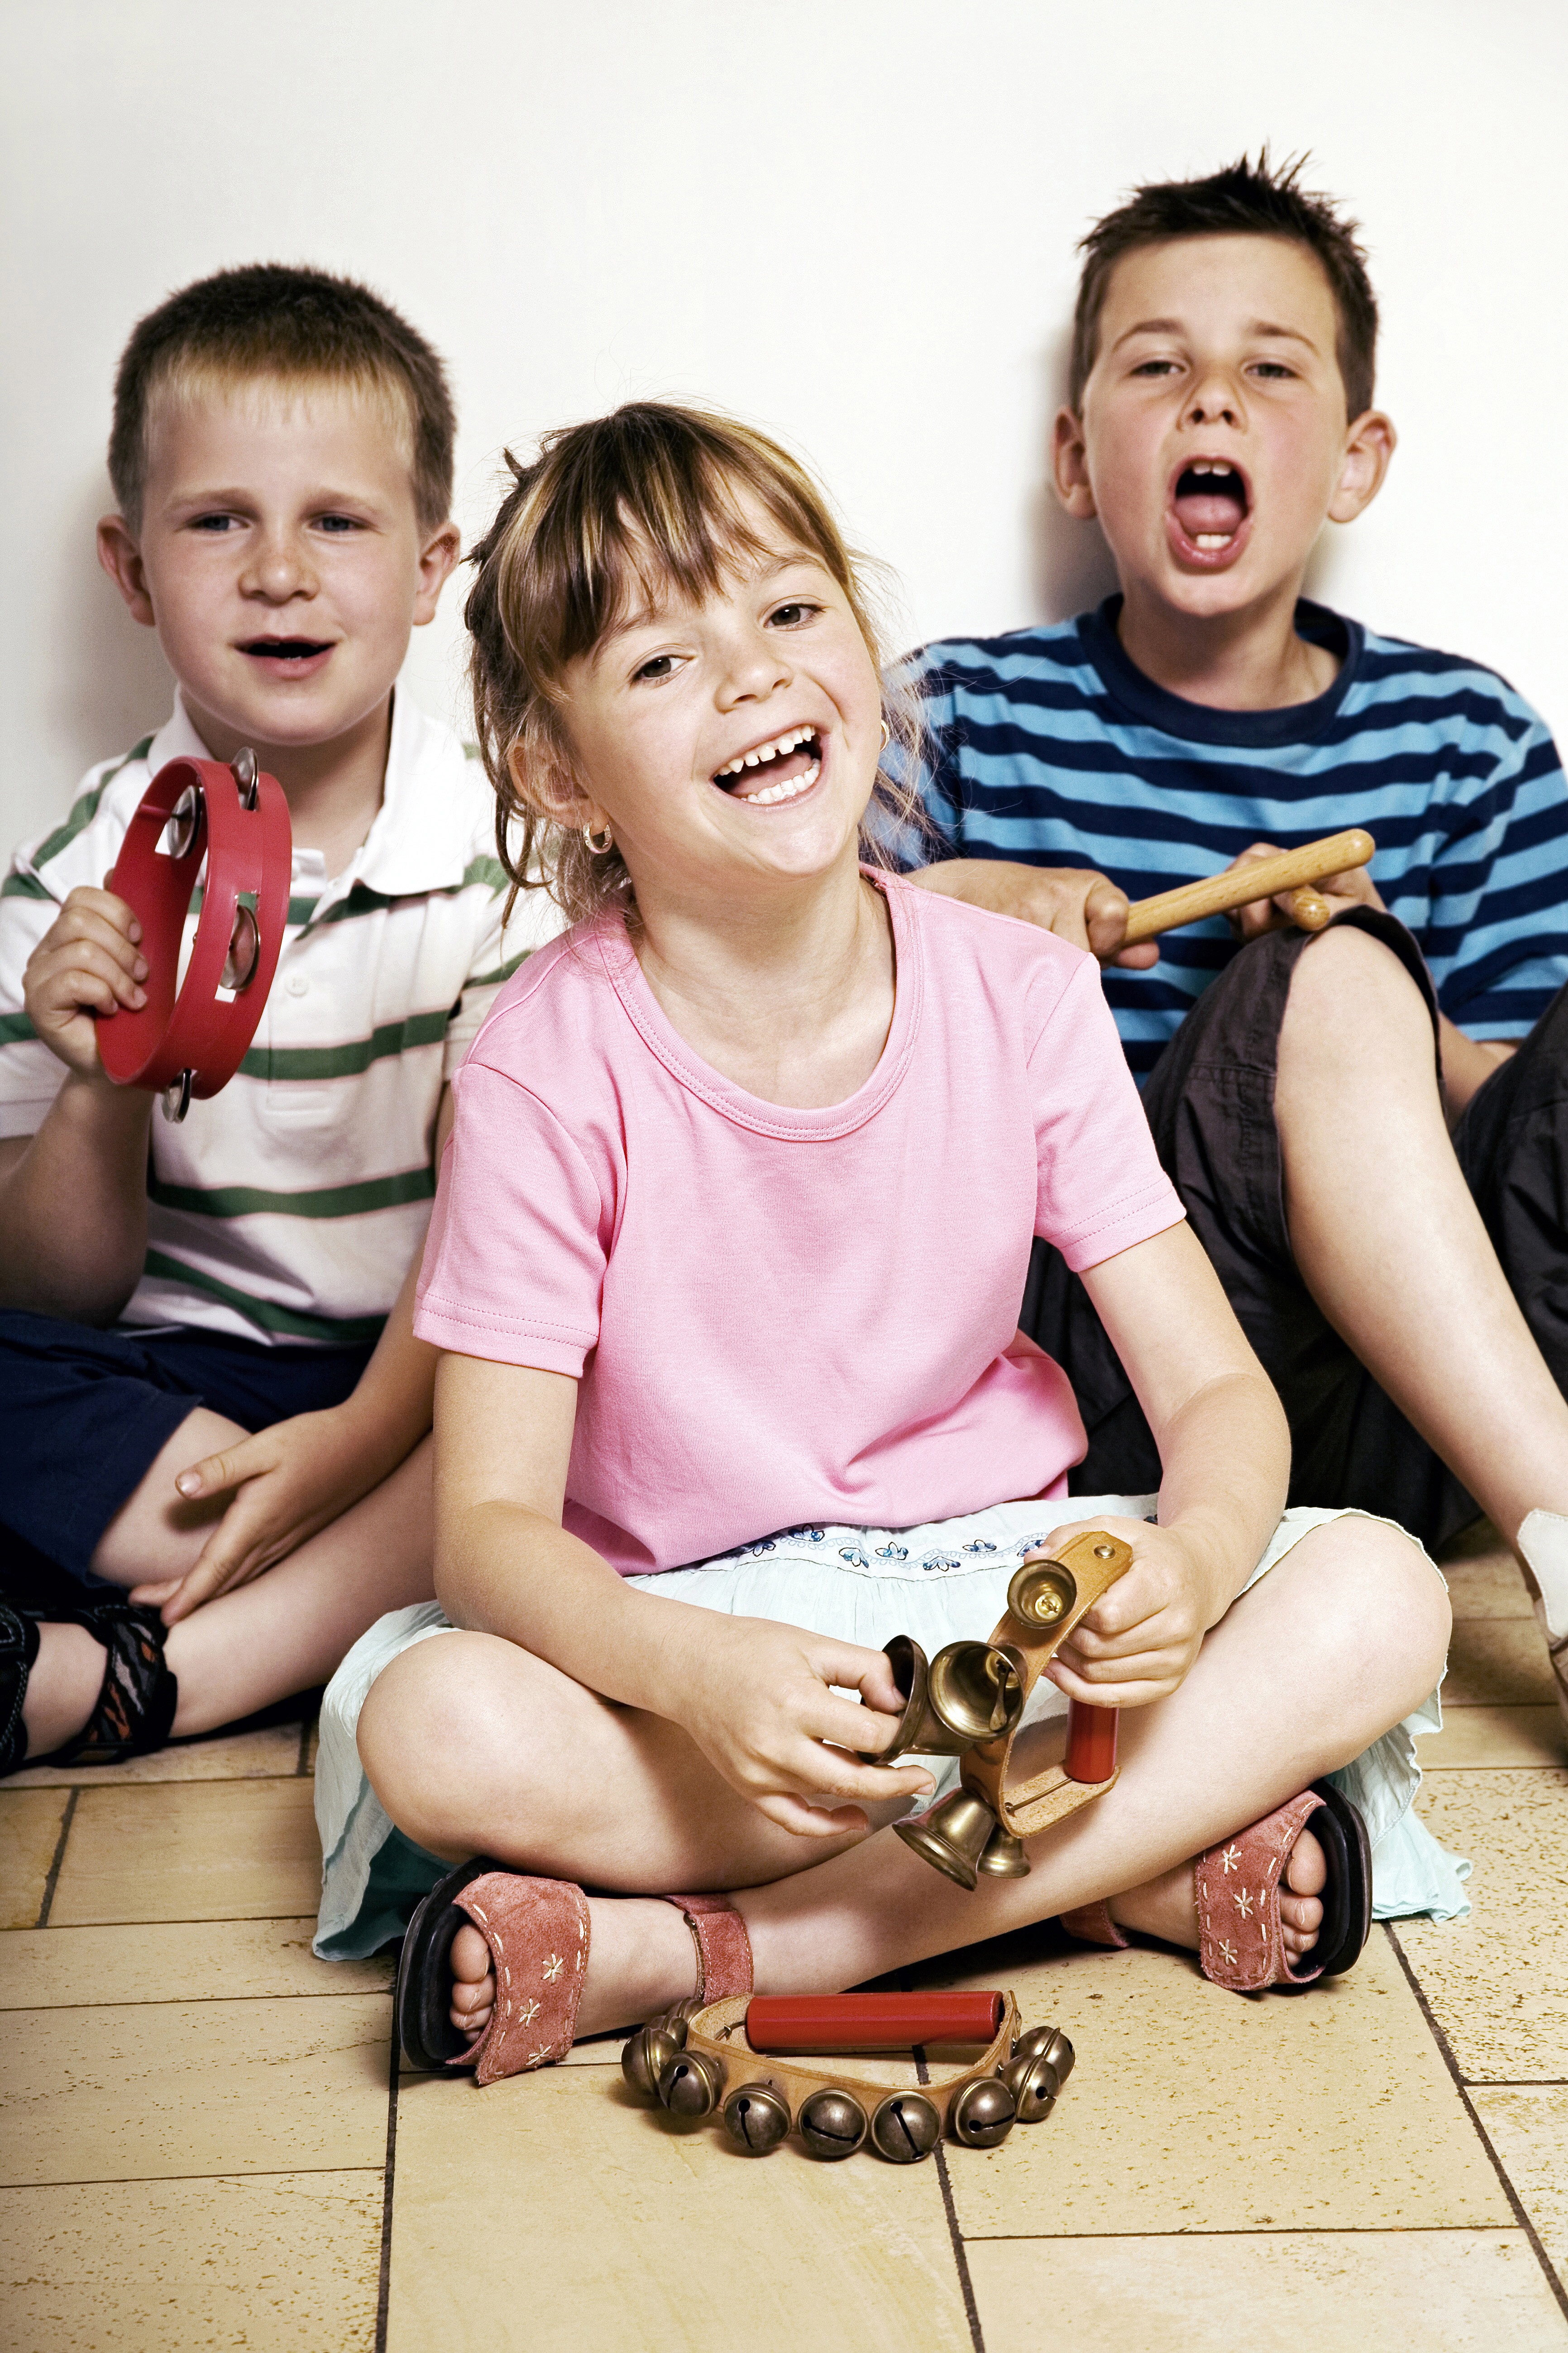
[132,1405,409,1625]
[669,1614,936,1838]
[1041,1513,1233,1709]
[22,885,149,1077]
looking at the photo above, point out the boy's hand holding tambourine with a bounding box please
[22,883,149,1079]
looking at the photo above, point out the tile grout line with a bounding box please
[33,1788,78,1928]
[913,2041,985,2353]
[375,1992,400,2353]
[1382,1922,1568,2324]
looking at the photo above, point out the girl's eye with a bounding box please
[634,653,678,682]
[767,601,817,628]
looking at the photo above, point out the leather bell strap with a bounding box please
[683,1988,1019,2126]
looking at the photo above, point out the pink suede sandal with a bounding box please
[1059,1779,1372,1993]
[394,1858,753,2081]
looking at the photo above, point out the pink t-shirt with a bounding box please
[415,874,1184,1574]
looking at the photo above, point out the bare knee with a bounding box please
[1298,1517,1452,1715]
[357,1631,554,1849]
[1279,923,1435,1072]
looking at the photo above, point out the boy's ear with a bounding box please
[1051,407,1099,520]
[97,515,158,628]
[1329,409,1398,525]
[412,520,464,628]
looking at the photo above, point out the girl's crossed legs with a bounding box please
[357,1514,1450,2042]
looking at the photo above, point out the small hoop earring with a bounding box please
[880,720,891,750]
[583,823,615,855]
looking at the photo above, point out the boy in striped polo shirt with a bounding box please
[0,267,555,1775]
[904,158,1568,1726]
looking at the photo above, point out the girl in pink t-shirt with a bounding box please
[316,404,1457,2073]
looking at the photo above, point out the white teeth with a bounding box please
[715,724,817,780]
[1194,533,1233,549]
[736,758,819,806]
[1191,460,1234,476]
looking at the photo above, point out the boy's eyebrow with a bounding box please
[1111,316,1323,354]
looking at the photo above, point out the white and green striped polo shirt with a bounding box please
[0,692,561,1347]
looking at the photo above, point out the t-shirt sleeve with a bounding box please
[413,1058,607,1372]
[1412,703,1568,1039]
[1028,951,1186,1271]
[0,761,135,1139]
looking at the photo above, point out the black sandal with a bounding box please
[396,1855,501,2070]
[1302,1777,1373,1979]
[0,1594,178,1778]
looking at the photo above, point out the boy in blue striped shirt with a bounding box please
[905,158,1568,1727]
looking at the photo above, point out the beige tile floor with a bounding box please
[2,1531,1566,2351]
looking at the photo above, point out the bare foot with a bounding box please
[448,1896,699,2044]
[1110,1826,1328,1964]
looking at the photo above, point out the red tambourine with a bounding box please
[97,750,292,1122]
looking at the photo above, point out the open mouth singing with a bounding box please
[1168,459,1251,564]
[713,724,822,807]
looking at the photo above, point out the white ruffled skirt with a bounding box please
[313,1495,1469,1959]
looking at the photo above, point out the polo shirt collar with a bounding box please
[150,688,472,902]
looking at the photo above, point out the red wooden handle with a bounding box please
[746,1991,1005,2053]
[1066,1699,1118,1784]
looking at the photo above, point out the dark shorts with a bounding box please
[1023,909,1568,1554]
[0,1313,375,1594]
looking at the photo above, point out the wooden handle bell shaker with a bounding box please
[1121,829,1374,947]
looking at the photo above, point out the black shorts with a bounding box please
[1023,908,1568,1553]
[0,1313,374,1595]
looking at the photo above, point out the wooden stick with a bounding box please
[1121,829,1375,947]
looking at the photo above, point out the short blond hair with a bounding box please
[464,402,926,925]
[109,264,455,535]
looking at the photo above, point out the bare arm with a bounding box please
[136,1089,459,1622]
[905,859,1158,968]
[1044,1220,1291,1708]
[434,1351,932,1836]
[0,885,157,1320]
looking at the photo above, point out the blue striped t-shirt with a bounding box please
[903,596,1568,1078]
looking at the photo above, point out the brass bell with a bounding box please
[798,2088,869,2159]
[870,2091,941,2163]
[1013,2025,1075,2088]
[621,2019,684,2102]
[1008,1555,1078,1632]
[870,1635,1025,1764]
[949,2075,1017,2150]
[657,2047,723,2117]
[1000,2047,1059,2123]
[977,1819,1031,1879]
[895,1788,1000,1890]
[722,2082,791,2154]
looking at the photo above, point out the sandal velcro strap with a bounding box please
[662,1891,753,2000]
[1195,1780,1371,1993]
[53,1601,177,1767]
[455,1873,592,2087]
[1058,1901,1129,1951]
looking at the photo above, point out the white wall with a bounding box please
[2,0,1564,848]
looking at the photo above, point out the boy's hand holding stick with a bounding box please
[1122,828,1378,946]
